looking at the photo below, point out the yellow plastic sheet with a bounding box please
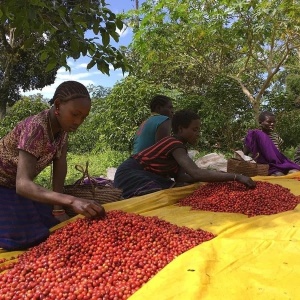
[1,172,300,299]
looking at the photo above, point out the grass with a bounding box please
[35,146,298,189]
[35,151,129,189]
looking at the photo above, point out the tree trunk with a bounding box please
[252,98,260,126]
[0,94,7,120]
[0,95,6,120]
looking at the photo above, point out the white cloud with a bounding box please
[23,67,98,98]
[22,65,120,98]
[76,63,88,69]
[117,72,129,78]
[117,26,130,38]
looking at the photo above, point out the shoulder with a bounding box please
[150,114,169,123]
[159,136,185,148]
[19,109,48,128]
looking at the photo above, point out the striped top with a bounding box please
[268,132,283,150]
[133,136,187,178]
[294,146,300,164]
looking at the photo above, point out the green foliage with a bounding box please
[128,0,300,120]
[283,146,298,160]
[0,96,49,137]
[0,0,131,74]
[91,76,179,152]
[66,84,113,154]
[35,151,128,189]
[0,0,131,118]
[276,110,300,150]
[68,102,107,154]
[197,76,254,152]
[286,74,300,108]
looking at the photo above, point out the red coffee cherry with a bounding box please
[0,211,215,299]
[178,181,299,217]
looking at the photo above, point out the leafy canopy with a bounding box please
[0,0,131,74]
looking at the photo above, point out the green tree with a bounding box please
[129,0,300,122]
[87,84,112,99]
[0,96,49,138]
[198,76,254,152]
[0,0,131,119]
[91,76,180,152]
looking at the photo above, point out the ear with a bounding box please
[155,104,162,113]
[53,98,61,109]
[178,125,184,133]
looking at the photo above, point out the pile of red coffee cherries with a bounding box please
[178,181,299,217]
[0,210,215,300]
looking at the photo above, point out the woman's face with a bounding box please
[158,101,174,118]
[56,97,91,132]
[260,115,276,134]
[179,119,201,145]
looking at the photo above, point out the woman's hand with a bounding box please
[71,198,106,219]
[236,174,256,188]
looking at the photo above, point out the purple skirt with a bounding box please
[0,186,59,250]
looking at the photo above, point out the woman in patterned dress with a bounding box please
[0,81,105,250]
[243,111,300,176]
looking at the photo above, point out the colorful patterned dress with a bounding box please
[0,109,67,250]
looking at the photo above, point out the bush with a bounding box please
[0,96,49,137]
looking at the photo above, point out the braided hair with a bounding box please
[150,95,173,112]
[49,81,90,105]
[172,110,200,134]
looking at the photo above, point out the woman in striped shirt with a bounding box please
[114,110,255,199]
[243,111,300,176]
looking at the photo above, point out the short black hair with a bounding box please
[49,81,90,105]
[258,111,275,123]
[150,95,173,112]
[172,110,200,134]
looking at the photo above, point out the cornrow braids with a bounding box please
[150,94,173,112]
[49,81,91,105]
[172,110,200,134]
[258,111,275,123]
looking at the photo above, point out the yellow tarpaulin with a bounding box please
[1,172,300,299]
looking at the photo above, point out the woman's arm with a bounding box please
[155,119,171,142]
[52,142,68,194]
[172,148,255,187]
[243,145,251,155]
[16,150,105,218]
[52,142,69,220]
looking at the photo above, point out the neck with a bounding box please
[173,134,187,144]
[48,108,61,135]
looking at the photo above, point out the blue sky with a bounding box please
[24,0,141,99]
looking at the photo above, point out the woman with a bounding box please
[0,81,105,250]
[115,110,256,199]
[243,111,300,176]
[132,95,174,154]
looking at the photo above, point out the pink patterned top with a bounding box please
[0,109,67,188]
